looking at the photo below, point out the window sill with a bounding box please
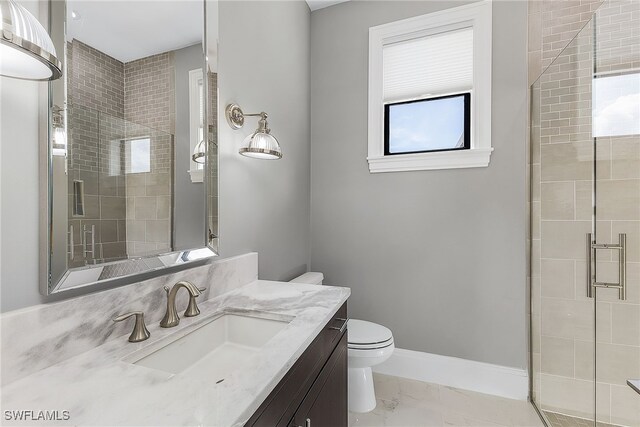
[189,169,204,183]
[367,147,493,173]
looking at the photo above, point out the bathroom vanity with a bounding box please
[0,260,350,426]
[247,302,348,426]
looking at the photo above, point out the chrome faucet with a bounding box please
[160,281,206,328]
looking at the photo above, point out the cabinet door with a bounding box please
[289,333,348,427]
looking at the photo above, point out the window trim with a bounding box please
[368,1,492,173]
[383,92,471,156]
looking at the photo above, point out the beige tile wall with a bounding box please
[67,41,128,264]
[207,71,219,249]
[529,0,606,85]
[123,53,176,256]
[530,1,640,425]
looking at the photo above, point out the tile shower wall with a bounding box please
[208,71,219,247]
[67,40,128,264]
[123,53,176,256]
[530,1,640,425]
[528,0,605,85]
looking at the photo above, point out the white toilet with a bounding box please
[289,272,394,413]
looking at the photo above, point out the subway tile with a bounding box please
[541,297,594,340]
[610,384,640,426]
[134,197,157,220]
[539,375,596,419]
[157,196,171,220]
[541,259,575,298]
[100,196,126,219]
[541,336,574,377]
[145,220,169,244]
[611,221,640,262]
[541,182,575,220]
[125,220,145,242]
[595,180,640,221]
[541,142,593,182]
[596,342,640,386]
[541,220,591,259]
[99,220,118,243]
[574,339,595,381]
[611,303,640,346]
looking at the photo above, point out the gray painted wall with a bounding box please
[0,0,42,311]
[0,0,311,312]
[217,1,311,282]
[174,43,206,251]
[309,1,528,369]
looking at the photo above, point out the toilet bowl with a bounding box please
[289,272,394,413]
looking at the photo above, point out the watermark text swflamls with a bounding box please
[4,410,70,421]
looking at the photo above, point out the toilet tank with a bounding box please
[289,272,324,285]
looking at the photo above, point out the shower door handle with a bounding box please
[586,233,626,300]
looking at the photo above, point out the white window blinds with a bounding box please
[382,27,473,103]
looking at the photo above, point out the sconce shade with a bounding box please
[192,138,205,164]
[240,131,282,160]
[226,104,282,160]
[0,0,62,80]
[52,125,67,156]
[51,106,66,156]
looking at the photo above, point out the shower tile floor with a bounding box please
[543,412,614,427]
[349,373,544,427]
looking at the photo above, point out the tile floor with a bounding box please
[543,411,613,427]
[348,374,545,427]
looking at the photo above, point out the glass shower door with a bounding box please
[591,2,640,425]
[531,1,640,425]
[530,16,598,426]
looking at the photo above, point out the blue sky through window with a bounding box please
[593,73,640,138]
[387,95,466,154]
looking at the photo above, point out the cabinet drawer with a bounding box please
[246,302,348,427]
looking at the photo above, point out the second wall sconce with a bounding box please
[225,104,282,160]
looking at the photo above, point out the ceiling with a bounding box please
[66,1,212,63]
[65,0,345,63]
[306,0,350,11]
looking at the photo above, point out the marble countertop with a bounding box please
[1,280,350,426]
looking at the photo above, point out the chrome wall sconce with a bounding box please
[0,0,62,80]
[225,104,282,160]
[192,125,215,164]
[192,138,206,164]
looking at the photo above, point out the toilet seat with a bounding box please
[347,319,393,349]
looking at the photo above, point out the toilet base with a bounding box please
[348,366,376,413]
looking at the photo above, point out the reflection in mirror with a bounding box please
[206,0,219,252]
[44,0,218,294]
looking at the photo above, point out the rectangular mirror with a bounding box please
[42,0,218,295]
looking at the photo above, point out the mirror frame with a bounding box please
[39,0,218,296]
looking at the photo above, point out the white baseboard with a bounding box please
[372,348,529,401]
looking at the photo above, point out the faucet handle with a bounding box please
[113,311,151,343]
[184,287,207,318]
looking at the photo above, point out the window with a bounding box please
[126,137,151,174]
[385,93,470,155]
[368,1,492,173]
[593,72,640,138]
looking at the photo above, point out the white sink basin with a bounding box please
[128,313,290,378]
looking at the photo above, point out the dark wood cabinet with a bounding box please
[246,302,348,427]
[288,333,348,427]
